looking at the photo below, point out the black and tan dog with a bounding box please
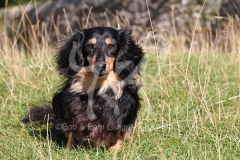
[22,27,144,151]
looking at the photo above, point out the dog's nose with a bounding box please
[94,62,106,76]
[95,62,106,71]
[101,63,106,71]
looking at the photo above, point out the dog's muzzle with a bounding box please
[94,62,106,77]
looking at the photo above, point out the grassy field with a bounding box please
[0,48,240,159]
[0,2,240,159]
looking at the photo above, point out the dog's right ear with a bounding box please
[56,31,85,77]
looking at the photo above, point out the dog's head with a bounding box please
[56,27,144,97]
[57,27,143,78]
[82,27,120,77]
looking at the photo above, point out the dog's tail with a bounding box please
[22,106,55,124]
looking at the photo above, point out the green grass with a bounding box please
[0,51,240,159]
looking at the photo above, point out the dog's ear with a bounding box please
[116,28,144,79]
[56,31,85,77]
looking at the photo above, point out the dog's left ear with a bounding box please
[56,31,85,77]
[116,28,144,79]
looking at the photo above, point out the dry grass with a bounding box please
[0,2,240,160]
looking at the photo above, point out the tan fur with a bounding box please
[105,37,112,44]
[97,71,123,99]
[87,55,97,65]
[66,131,73,149]
[108,128,133,151]
[105,56,115,73]
[108,139,123,151]
[89,38,97,44]
[70,70,123,99]
[87,55,114,73]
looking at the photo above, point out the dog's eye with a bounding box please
[108,44,115,50]
[86,44,94,50]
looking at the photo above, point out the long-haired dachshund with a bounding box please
[22,27,144,151]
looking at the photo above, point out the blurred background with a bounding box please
[0,0,239,54]
[1,1,240,159]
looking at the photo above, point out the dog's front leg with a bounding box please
[66,131,73,150]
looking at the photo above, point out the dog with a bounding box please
[22,27,144,151]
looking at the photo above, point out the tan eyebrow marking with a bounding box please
[90,38,97,44]
[105,38,112,44]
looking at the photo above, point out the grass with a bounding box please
[0,1,240,159]
[0,49,240,159]
[140,52,240,159]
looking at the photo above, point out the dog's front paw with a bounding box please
[108,139,123,151]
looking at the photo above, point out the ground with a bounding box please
[0,50,239,159]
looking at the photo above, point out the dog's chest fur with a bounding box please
[70,70,124,100]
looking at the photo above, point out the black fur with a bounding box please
[22,106,55,124]
[22,27,144,149]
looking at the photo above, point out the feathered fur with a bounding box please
[22,106,55,124]
[22,27,144,150]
